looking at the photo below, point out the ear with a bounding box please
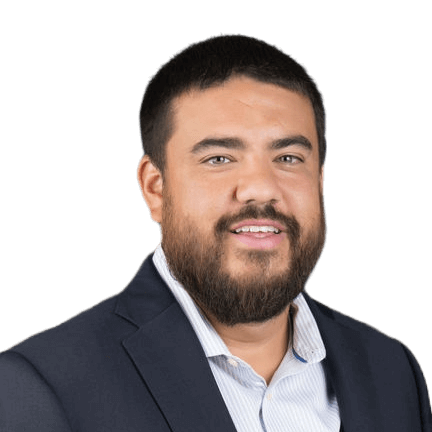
[138,155,163,223]
[319,166,324,193]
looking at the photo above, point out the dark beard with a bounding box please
[162,195,326,326]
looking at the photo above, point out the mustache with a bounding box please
[214,204,301,243]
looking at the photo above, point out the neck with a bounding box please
[206,307,291,385]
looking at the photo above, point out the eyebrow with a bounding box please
[190,135,313,154]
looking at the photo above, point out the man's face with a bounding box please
[157,76,325,325]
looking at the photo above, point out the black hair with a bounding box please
[139,35,326,171]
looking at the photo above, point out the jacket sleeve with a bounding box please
[402,344,432,432]
[0,351,72,432]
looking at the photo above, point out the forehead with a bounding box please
[168,76,318,151]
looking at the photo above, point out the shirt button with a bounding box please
[227,358,238,367]
[266,393,272,400]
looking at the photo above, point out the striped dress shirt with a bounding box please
[153,246,340,432]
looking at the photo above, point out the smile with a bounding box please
[233,225,281,234]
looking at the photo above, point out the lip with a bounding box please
[230,230,286,250]
[230,219,285,232]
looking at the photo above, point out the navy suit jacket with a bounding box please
[1,255,431,431]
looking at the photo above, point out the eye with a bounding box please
[205,156,231,165]
[277,155,302,164]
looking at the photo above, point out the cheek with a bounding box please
[301,192,323,230]
[170,175,228,223]
[281,178,322,225]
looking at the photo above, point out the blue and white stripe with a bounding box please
[153,246,340,432]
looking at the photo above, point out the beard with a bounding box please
[161,193,326,326]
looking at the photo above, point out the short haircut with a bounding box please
[139,35,326,172]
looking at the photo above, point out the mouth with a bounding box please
[232,225,282,234]
[230,219,285,233]
[229,219,286,250]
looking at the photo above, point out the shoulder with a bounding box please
[1,294,127,369]
[306,295,429,388]
[0,296,123,432]
[0,253,175,382]
[299,292,393,335]
[305,294,432,429]
[304,292,427,376]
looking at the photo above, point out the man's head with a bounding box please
[139,36,326,326]
[139,35,326,173]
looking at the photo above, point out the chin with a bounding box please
[224,247,290,278]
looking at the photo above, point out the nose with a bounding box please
[233,159,282,205]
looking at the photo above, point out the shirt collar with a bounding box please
[152,245,326,364]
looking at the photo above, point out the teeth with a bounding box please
[234,225,281,234]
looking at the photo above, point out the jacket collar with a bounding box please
[115,255,237,432]
[304,293,383,432]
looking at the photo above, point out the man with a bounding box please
[0,35,430,432]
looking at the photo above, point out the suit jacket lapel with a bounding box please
[116,257,237,432]
[305,294,384,432]
[117,257,386,432]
